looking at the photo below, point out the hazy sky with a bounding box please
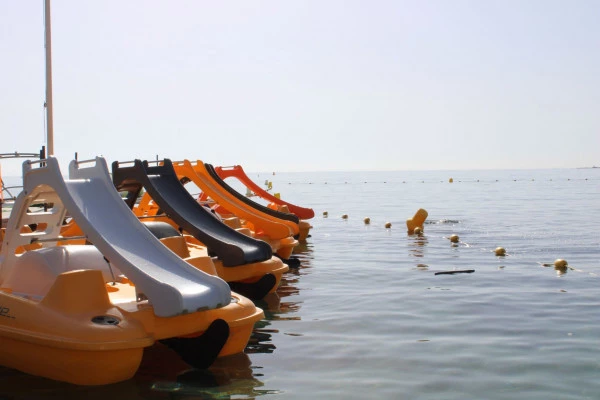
[1,1,599,175]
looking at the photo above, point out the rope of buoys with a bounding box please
[280,177,595,185]
[536,259,595,277]
[318,211,591,280]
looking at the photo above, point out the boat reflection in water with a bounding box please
[247,240,313,355]
[140,238,313,398]
[147,351,282,399]
[408,232,429,259]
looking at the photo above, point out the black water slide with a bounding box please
[204,163,300,225]
[112,159,273,267]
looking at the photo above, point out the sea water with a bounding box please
[0,168,599,399]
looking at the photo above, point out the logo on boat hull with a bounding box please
[0,306,15,319]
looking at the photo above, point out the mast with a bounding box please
[44,0,54,156]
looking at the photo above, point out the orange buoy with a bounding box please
[494,247,506,256]
[449,234,459,243]
[364,217,371,224]
[385,222,392,228]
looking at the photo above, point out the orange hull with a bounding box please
[0,269,263,385]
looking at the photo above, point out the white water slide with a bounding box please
[1,157,231,317]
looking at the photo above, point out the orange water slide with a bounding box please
[171,160,299,240]
[214,165,314,220]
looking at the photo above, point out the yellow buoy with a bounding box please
[494,247,506,256]
[364,217,371,224]
[554,259,568,268]
[342,214,348,219]
[385,222,392,228]
[554,259,568,275]
[406,208,428,234]
[449,178,453,183]
[323,211,328,217]
[449,234,459,243]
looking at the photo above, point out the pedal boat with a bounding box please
[214,164,314,241]
[111,159,289,299]
[0,157,263,385]
[62,217,288,301]
[176,160,300,259]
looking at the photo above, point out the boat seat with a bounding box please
[143,221,181,239]
[4,245,123,299]
[160,236,191,258]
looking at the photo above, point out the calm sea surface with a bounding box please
[1,168,599,399]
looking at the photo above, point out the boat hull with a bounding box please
[0,336,143,385]
[0,269,263,385]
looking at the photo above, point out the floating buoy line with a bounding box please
[318,208,591,278]
[282,177,597,185]
[538,259,596,277]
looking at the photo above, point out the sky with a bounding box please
[1,0,599,176]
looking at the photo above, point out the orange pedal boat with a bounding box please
[0,157,263,385]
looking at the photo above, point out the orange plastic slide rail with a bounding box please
[214,165,314,220]
[172,160,298,240]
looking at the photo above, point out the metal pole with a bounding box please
[44,0,54,156]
